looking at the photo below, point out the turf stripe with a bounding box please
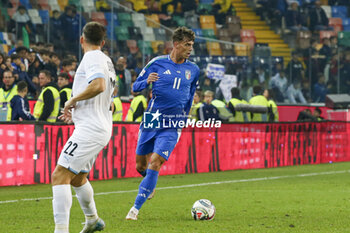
[0,170,347,205]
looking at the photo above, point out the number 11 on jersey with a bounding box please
[173,78,181,90]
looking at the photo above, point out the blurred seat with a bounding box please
[343,18,350,31]
[206,42,222,56]
[221,43,234,56]
[193,42,208,56]
[186,15,200,28]
[192,28,205,42]
[128,26,143,40]
[226,16,241,36]
[140,27,155,41]
[197,3,212,15]
[172,15,186,27]
[115,26,129,41]
[329,18,343,33]
[253,45,271,57]
[234,43,249,56]
[154,28,166,41]
[146,14,160,28]
[297,30,312,49]
[200,15,216,32]
[38,10,49,24]
[338,31,350,47]
[319,30,337,40]
[240,29,256,49]
[138,40,153,54]
[202,29,216,39]
[331,6,348,19]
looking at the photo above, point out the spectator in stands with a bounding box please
[228,87,250,122]
[125,82,147,122]
[152,44,165,58]
[286,51,305,83]
[51,52,61,76]
[10,81,35,121]
[249,85,269,122]
[0,52,6,82]
[269,69,287,102]
[319,38,332,62]
[50,10,63,53]
[309,0,331,31]
[200,77,216,93]
[340,51,350,93]
[301,79,312,102]
[286,80,307,104]
[27,48,40,77]
[11,53,26,74]
[253,66,269,88]
[40,49,57,79]
[198,90,220,121]
[112,87,123,122]
[180,0,198,13]
[59,6,83,55]
[330,36,338,52]
[116,56,132,97]
[313,73,329,102]
[285,1,308,32]
[11,6,34,41]
[96,0,111,12]
[312,107,323,121]
[190,90,202,121]
[297,108,313,121]
[57,73,72,109]
[33,70,60,122]
[60,58,75,83]
[15,46,29,70]
[0,70,17,121]
[8,40,23,55]
[263,89,279,121]
[212,0,234,26]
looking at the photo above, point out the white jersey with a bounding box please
[72,50,116,145]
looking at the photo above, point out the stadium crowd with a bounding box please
[1,0,348,123]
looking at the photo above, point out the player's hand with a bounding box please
[147,72,159,84]
[58,98,76,123]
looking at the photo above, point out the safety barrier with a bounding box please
[0,122,348,186]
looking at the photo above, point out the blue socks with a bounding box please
[134,169,159,210]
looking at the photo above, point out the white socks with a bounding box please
[73,180,98,222]
[52,184,72,233]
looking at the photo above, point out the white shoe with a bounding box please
[147,189,156,200]
[125,206,139,220]
[80,218,105,233]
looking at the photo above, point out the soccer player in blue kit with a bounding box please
[126,27,200,220]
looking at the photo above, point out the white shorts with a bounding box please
[57,133,106,174]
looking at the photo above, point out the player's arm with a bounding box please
[133,60,158,92]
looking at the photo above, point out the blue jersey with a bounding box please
[133,55,200,117]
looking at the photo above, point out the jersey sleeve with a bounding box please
[84,53,106,83]
[133,59,156,92]
[184,66,200,115]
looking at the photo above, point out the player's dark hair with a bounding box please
[83,22,106,46]
[58,72,69,80]
[172,27,195,43]
[17,81,28,92]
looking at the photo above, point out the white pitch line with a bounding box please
[0,170,348,205]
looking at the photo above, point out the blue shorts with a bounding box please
[135,128,182,160]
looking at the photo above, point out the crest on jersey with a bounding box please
[185,70,191,80]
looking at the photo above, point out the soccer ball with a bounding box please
[191,199,216,220]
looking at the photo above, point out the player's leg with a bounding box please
[71,173,105,233]
[135,153,152,177]
[51,165,76,233]
[126,153,165,220]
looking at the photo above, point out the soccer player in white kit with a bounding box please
[51,22,116,233]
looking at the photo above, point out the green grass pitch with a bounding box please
[1,162,350,233]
